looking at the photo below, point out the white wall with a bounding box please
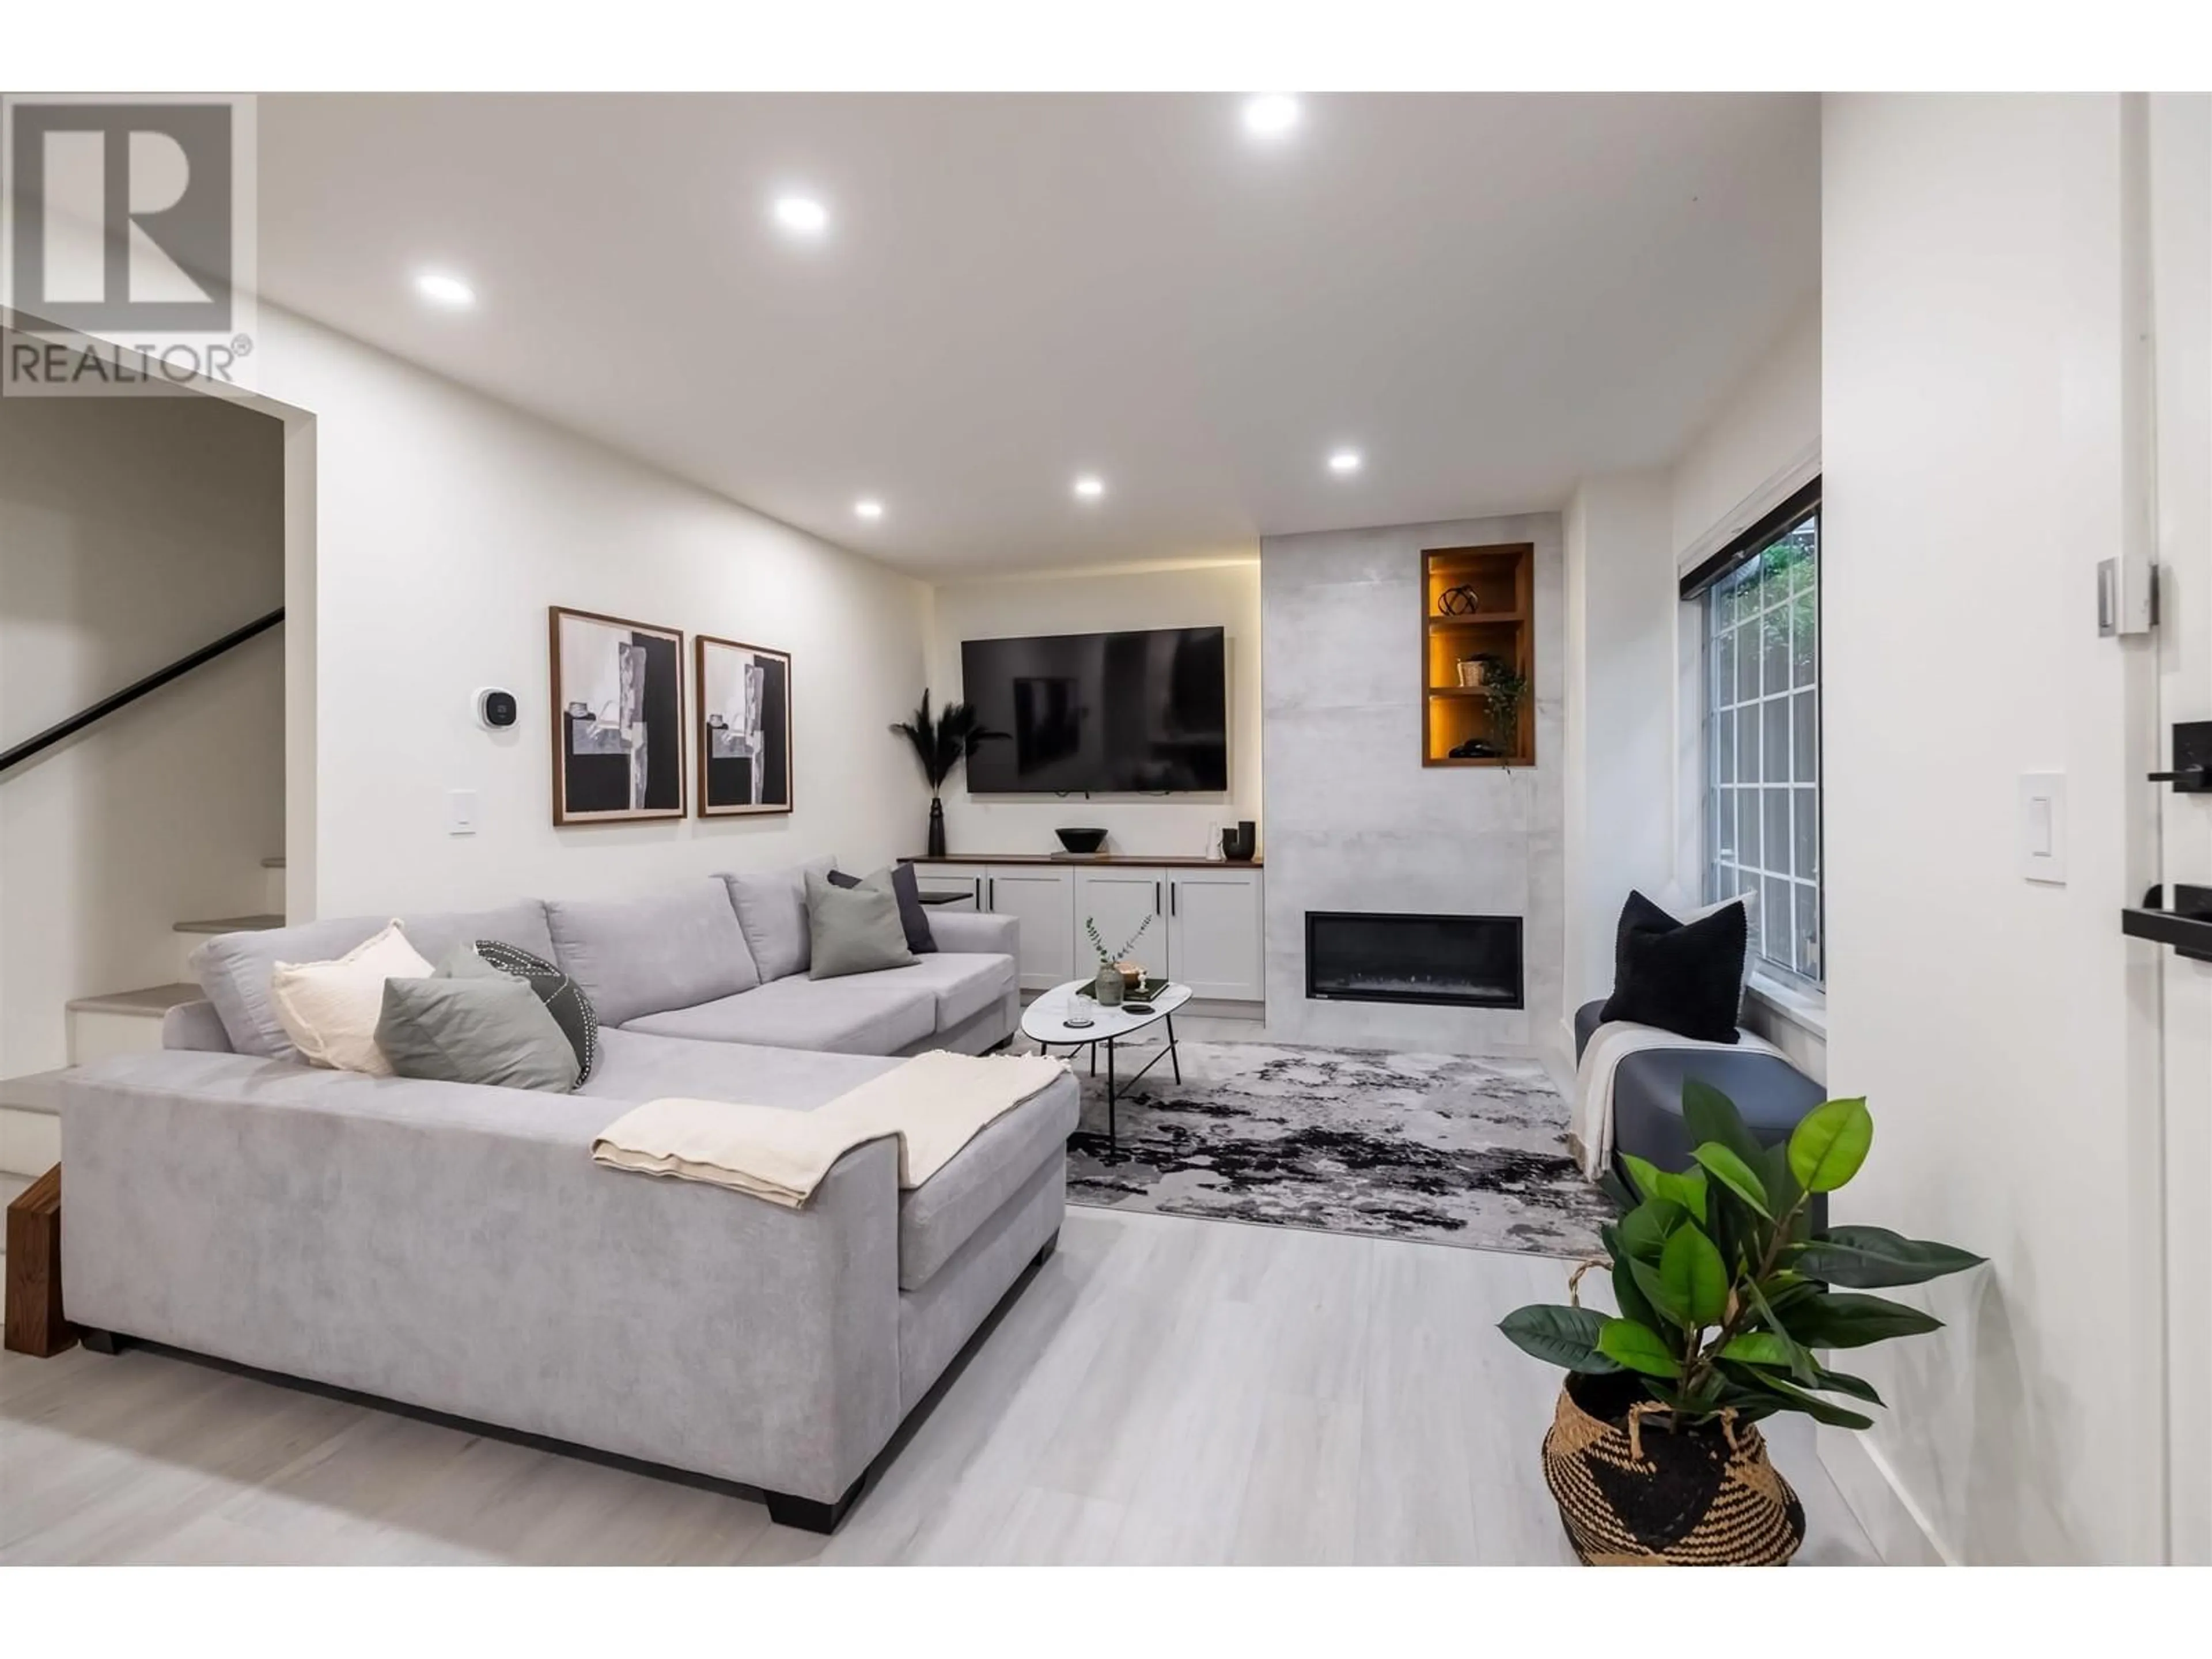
[251,306,931,915]
[1561,471,1676,1022]
[1819,93,2168,1564]
[0,361,285,1074]
[1669,304,1821,569]
[1557,305,1823,1067]
[926,560,1262,860]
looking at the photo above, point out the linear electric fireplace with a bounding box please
[1304,911,1524,1009]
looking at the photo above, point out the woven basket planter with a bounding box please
[1541,1372,1806,1565]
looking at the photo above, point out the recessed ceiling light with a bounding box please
[773,195,830,236]
[1328,449,1362,474]
[1243,94,1302,138]
[1073,475,1105,500]
[414,270,476,308]
[854,498,884,520]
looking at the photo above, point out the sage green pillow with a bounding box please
[806,868,918,980]
[376,968,579,1092]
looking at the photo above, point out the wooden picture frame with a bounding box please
[548,605,687,824]
[695,634,794,817]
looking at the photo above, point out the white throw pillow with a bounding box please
[270,921,435,1075]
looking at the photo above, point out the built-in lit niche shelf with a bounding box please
[1421,543,1535,767]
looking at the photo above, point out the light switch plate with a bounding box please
[446,789,479,836]
[2018,772,2066,884]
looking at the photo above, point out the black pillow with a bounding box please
[474,939,600,1081]
[826,862,937,955]
[1597,891,1745,1044]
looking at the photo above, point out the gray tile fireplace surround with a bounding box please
[1260,512,1565,1058]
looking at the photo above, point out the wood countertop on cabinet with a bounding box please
[901,853,1262,869]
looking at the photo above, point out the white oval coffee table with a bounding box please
[1020,978,1192,1152]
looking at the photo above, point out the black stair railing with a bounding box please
[0,608,283,778]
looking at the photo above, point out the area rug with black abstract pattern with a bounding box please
[1061,1039,1611,1257]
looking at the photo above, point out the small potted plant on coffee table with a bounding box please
[1499,1082,1982,1565]
[1082,914,1153,1007]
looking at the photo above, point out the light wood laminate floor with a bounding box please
[0,1206,1879,1565]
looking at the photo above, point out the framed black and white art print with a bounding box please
[695,635,793,817]
[548,606,687,824]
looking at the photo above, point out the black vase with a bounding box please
[927,796,947,858]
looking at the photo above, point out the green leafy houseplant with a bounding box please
[889,692,1002,857]
[1502,1082,1983,1434]
[1485,666,1529,756]
[1085,912,1154,967]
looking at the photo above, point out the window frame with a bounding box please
[1695,486,1823,993]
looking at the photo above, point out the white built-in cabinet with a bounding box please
[983,868,1080,991]
[910,860,1264,1003]
[1163,868,1268,1001]
[1073,867,1167,971]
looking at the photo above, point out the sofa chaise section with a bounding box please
[59,1032,1077,1527]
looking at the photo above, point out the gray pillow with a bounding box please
[376,968,579,1092]
[472,939,599,1082]
[806,869,918,980]
[722,856,836,980]
[827,862,937,954]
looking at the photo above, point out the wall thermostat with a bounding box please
[475,687,518,730]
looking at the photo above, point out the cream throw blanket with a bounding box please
[590,1050,1067,1208]
[1570,1019,1784,1180]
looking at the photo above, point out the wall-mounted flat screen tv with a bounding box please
[960,626,1228,794]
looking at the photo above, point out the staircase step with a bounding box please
[1,1070,69,1177]
[173,914,282,935]
[65,983,201,1017]
[66,984,200,1066]
[0,1069,68,1115]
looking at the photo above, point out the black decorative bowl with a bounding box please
[1055,827,1108,854]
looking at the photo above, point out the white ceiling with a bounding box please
[257,93,1819,578]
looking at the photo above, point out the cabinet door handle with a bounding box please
[986,877,993,910]
[1154,881,1161,915]
[1170,881,1178,917]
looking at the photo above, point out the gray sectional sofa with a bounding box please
[57,865,1077,1532]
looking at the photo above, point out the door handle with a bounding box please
[2122,884,2212,963]
[2149,721,2212,793]
[1170,881,1178,917]
[1154,881,1161,915]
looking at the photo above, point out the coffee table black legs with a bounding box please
[1034,1010,1183,1160]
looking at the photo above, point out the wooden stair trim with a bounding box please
[172,914,282,935]
[5,1164,74,1358]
